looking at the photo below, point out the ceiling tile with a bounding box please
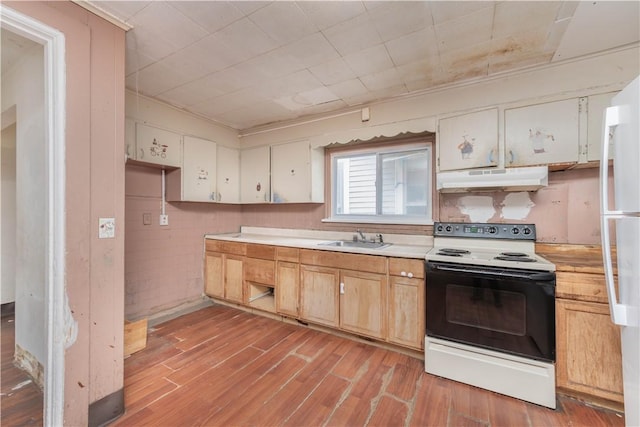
[192,87,267,117]
[489,28,554,74]
[370,83,408,101]
[168,1,244,33]
[322,12,383,56]
[342,92,375,107]
[249,2,317,45]
[308,58,357,86]
[126,2,208,51]
[279,32,341,69]
[343,44,394,76]
[93,1,152,22]
[369,1,432,42]
[125,61,184,97]
[397,59,443,86]
[233,1,271,16]
[493,2,561,39]
[360,68,405,91]
[155,79,226,109]
[125,26,179,64]
[215,17,278,59]
[125,45,155,76]
[429,1,495,25]
[385,27,439,66]
[297,1,366,30]
[242,49,305,79]
[434,6,494,53]
[254,69,323,99]
[328,79,369,99]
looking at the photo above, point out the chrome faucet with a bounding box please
[356,229,366,242]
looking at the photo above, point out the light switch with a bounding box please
[99,218,115,239]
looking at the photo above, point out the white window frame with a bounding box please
[324,142,433,225]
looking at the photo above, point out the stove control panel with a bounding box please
[433,222,536,240]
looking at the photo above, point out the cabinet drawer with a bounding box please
[206,240,246,255]
[246,244,276,260]
[244,257,275,285]
[276,246,299,262]
[556,272,612,304]
[389,258,424,279]
[299,249,386,274]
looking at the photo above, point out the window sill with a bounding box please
[322,216,434,226]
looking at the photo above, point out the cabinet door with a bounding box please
[388,276,424,349]
[217,145,240,203]
[224,255,244,303]
[125,118,136,160]
[300,265,339,328]
[438,108,498,171]
[587,92,617,162]
[205,252,224,298]
[556,299,624,404]
[276,261,299,317]
[339,270,386,339]
[271,140,323,203]
[240,146,270,203]
[505,98,580,167]
[136,123,181,167]
[183,136,217,202]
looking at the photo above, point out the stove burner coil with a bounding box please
[438,248,471,255]
[499,252,528,257]
[494,255,536,262]
[436,252,463,257]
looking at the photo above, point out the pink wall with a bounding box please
[7,1,126,424]
[125,165,242,319]
[439,167,610,244]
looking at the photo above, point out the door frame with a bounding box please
[1,5,66,426]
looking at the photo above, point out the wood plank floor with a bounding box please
[1,310,44,426]
[112,304,625,427]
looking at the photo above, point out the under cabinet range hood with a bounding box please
[437,166,549,193]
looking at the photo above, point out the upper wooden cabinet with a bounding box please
[505,98,582,168]
[587,92,617,162]
[438,108,499,172]
[216,145,240,203]
[271,140,324,203]
[240,146,270,204]
[135,123,182,168]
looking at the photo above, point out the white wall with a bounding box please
[1,122,17,304]
[1,43,46,365]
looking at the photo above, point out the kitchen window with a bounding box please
[327,143,433,224]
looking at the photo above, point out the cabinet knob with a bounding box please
[290,169,295,175]
[340,282,345,295]
[401,271,407,277]
[407,272,414,278]
[509,150,515,164]
[139,148,144,159]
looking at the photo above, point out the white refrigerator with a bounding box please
[600,75,640,427]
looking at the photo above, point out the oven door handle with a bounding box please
[430,264,555,281]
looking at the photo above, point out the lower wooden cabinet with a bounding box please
[276,261,299,317]
[205,241,427,351]
[555,270,624,406]
[339,270,386,339]
[388,276,424,349]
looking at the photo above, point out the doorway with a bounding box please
[1,7,66,426]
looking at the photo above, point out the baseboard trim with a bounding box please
[88,387,124,427]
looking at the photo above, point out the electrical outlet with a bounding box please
[159,214,169,226]
[99,218,115,239]
[143,213,152,225]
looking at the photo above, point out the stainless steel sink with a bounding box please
[319,240,391,250]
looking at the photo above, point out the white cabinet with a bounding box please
[271,140,324,203]
[167,135,216,202]
[135,123,181,167]
[505,98,582,167]
[438,108,498,172]
[240,146,270,203]
[216,145,240,203]
[587,92,617,162]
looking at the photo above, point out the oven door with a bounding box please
[426,261,556,362]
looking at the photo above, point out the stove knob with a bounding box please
[523,227,532,235]
[511,227,520,235]
[487,226,498,234]
[445,225,453,232]
[436,225,444,232]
